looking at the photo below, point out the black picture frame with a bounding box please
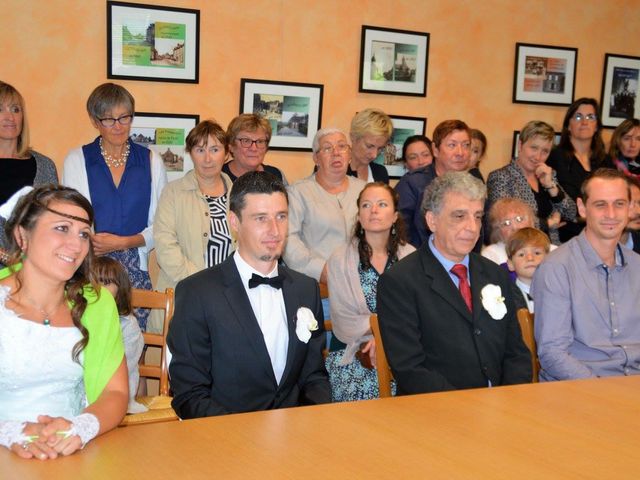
[239,78,324,151]
[599,53,640,128]
[131,112,199,181]
[513,42,577,106]
[374,115,427,179]
[359,25,429,97]
[107,1,200,83]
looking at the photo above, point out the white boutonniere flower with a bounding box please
[480,284,507,320]
[295,307,319,343]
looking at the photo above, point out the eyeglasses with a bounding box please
[97,114,133,127]
[572,113,597,122]
[499,215,528,228]
[237,137,268,149]
[317,143,351,155]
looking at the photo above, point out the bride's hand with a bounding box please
[37,415,83,456]
[10,421,58,460]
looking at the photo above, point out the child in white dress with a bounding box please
[94,257,147,414]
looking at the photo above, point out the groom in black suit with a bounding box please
[378,172,531,394]
[168,172,330,418]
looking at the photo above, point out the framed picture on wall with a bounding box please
[512,43,577,106]
[130,112,199,182]
[511,130,561,159]
[600,53,640,128]
[373,115,427,179]
[107,1,200,83]
[239,78,324,151]
[359,25,429,97]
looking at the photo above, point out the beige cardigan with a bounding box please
[153,169,234,292]
[327,239,415,365]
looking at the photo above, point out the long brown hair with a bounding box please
[4,185,97,362]
[558,97,607,167]
[93,256,132,316]
[609,118,640,161]
[354,182,408,269]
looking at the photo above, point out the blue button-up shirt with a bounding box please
[531,231,640,380]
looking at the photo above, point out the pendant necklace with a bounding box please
[14,293,65,326]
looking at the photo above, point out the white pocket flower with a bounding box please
[480,284,507,320]
[295,307,319,343]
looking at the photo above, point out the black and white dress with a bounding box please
[204,194,232,268]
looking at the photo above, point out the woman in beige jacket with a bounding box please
[151,120,233,331]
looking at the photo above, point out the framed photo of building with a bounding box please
[513,43,577,106]
[600,53,640,128]
[359,25,429,97]
[107,1,200,83]
[374,115,427,179]
[512,130,561,159]
[130,112,199,182]
[240,79,324,151]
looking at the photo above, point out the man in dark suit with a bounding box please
[168,172,331,418]
[378,172,531,394]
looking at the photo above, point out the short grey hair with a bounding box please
[86,82,135,120]
[421,172,487,216]
[312,127,347,153]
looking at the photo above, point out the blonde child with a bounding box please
[506,228,551,313]
[94,257,147,414]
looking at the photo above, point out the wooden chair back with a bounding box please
[369,314,393,398]
[131,288,175,396]
[516,308,539,383]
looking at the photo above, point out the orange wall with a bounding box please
[4,0,639,182]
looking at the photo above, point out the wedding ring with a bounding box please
[21,442,29,450]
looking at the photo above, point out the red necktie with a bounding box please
[451,264,472,313]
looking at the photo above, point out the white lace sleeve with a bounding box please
[0,420,29,449]
[67,413,100,447]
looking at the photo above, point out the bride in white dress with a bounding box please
[0,185,128,460]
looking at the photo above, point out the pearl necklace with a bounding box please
[100,137,130,168]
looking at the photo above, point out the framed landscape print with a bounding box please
[240,79,323,151]
[359,25,429,97]
[373,115,427,179]
[107,1,200,83]
[513,43,577,106]
[600,53,640,128]
[130,112,199,182]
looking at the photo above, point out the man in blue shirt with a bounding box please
[532,168,640,380]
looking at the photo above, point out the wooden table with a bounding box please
[2,376,640,479]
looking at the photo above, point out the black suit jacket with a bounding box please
[167,255,331,418]
[377,245,532,395]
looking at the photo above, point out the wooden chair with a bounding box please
[119,288,179,426]
[369,314,393,398]
[516,308,539,383]
[319,282,329,300]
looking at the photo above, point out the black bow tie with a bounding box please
[248,273,285,289]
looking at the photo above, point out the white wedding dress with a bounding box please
[0,285,85,422]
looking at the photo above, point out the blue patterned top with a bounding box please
[359,256,394,313]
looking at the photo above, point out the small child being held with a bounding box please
[506,227,551,313]
[94,257,148,414]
